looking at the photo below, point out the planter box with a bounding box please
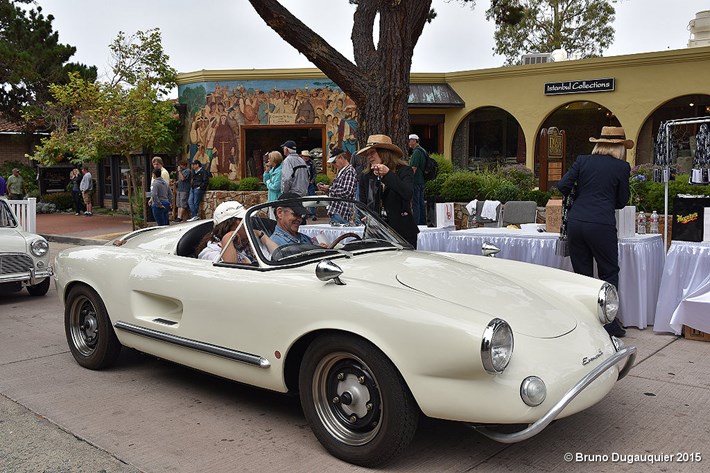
[683,325,710,342]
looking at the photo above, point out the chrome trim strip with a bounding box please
[114,321,271,368]
[473,345,636,443]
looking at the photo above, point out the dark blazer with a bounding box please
[359,165,419,247]
[558,154,631,226]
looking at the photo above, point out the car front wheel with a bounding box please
[65,285,121,370]
[299,334,419,467]
[26,277,50,296]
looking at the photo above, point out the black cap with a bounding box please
[280,140,297,150]
[191,160,201,166]
[277,192,308,216]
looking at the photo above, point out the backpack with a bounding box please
[421,149,438,181]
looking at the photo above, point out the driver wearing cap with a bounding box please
[270,192,316,246]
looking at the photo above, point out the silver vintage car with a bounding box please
[55,196,635,467]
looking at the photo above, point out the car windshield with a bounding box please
[0,200,19,228]
[228,196,411,267]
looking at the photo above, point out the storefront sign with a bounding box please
[544,78,615,95]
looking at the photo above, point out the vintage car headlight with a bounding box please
[520,376,547,407]
[481,318,514,374]
[597,283,618,324]
[31,239,49,257]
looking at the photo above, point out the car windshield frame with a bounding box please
[217,196,411,269]
[0,200,19,228]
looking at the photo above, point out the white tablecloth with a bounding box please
[300,224,455,248]
[299,224,364,243]
[654,241,710,335]
[442,229,664,329]
[416,225,456,251]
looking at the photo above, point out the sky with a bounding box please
[33,0,710,87]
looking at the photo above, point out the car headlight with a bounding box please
[520,376,547,407]
[597,283,618,324]
[481,318,514,374]
[31,239,49,257]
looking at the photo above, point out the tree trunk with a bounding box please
[125,153,146,230]
[247,0,432,153]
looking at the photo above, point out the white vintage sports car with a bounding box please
[55,196,636,467]
[0,198,52,296]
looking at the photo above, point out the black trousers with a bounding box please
[567,220,619,289]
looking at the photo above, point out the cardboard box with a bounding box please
[683,325,710,342]
[545,198,563,233]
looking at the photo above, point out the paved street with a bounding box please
[1,242,709,472]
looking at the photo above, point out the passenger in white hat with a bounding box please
[195,201,275,263]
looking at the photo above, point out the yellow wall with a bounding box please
[416,46,710,167]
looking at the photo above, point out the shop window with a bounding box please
[452,107,525,170]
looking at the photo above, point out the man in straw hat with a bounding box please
[356,134,419,248]
[557,126,632,337]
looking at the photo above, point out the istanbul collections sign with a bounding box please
[544,78,615,95]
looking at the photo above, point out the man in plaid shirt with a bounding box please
[317,148,357,224]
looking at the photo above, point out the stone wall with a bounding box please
[198,190,269,219]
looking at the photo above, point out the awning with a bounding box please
[408,84,465,108]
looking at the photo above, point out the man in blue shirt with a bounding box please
[270,192,314,246]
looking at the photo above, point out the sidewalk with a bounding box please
[37,212,135,245]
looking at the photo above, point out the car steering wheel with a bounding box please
[328,232,362,249]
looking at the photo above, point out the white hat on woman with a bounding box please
[213,201,246,224]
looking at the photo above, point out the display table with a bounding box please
[299,224,455,248]
[654,241,710,335]
[442,229,664,329]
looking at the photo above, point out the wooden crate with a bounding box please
[683,325,710,342]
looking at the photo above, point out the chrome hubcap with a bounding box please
[70,296,99,356]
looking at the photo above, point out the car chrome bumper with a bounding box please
[472,345,636,443]
[0,266,53,286]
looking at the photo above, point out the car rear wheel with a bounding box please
[299,334,418,467]
[65,285,121,370]
[26,277,50,296]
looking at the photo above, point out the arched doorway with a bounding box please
[451,106,525,170]
[637,94,710,169]
[536,101,620,190]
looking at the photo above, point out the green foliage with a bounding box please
[631,175,710,213]
[520,189,551,207]
[180,85,207,116]
[0,0,97,125]
[425,172,450,197]
[490,180,520,203]
[41,191,73,210]
[238,177,260,191]
[315,173,331,185]
[430,153,453,174]
[440,172,482,202]
[485,0,617,65]
[0,160,38,195]
[497,164,534,192]
[208,175,232,190]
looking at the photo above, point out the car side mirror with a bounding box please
[482,242,501,258]
[316,260,346,285]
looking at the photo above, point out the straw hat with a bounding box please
[589,126,634,149]
[356,134,404,158]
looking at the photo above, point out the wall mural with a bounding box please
[178,79,359,180]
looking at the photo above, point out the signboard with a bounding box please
[544,78,615,95]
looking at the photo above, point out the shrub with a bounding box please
[42,191,73,210]
[430,153,453,175]
[238,177,260,191]
[520,189,552,207]
[440,171,482,202]
[425,172,449,197]
[36,202,57,214]
[315,173,331,185]
[497,164,534,192]
[491,180,521,203]
[208,175,232,190]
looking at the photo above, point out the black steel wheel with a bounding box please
[299,334,418,467]
[26,277,50,296]
[64,285,121,370]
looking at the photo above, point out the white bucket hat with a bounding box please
[213,201,246,225]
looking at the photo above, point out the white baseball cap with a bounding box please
[213,201,246,225]
[408,134,419,141]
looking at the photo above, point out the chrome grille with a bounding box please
[0,254,33,275]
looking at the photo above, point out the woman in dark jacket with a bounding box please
[357,134,419,247]
[557,126,632,337]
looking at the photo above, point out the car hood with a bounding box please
[0,228,28,253]
[346,250,582,339]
